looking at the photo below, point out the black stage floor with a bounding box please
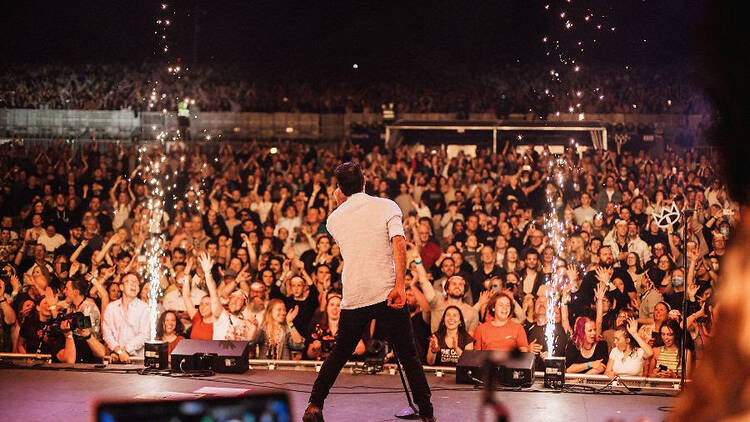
[0,366,674,422]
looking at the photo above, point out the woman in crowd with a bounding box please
[605,318,654,377]
[306,291,365,360]
[625,252,645,294]
[565,316,609,374]
[473,292,529,352]
[501,247,520,274]
[649,318,690,377]
[651,301,670,346]
[252,298,305,360]
[426,305,474,366]
[181,265,214,340]
[687,296,715,360]
[156,310,185,355]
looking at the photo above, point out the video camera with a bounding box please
[43,311,92,332]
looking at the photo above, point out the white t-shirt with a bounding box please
[37,232,66,252]
[326,192,405,310]
[212,311,254,341]
[609,347,646,376]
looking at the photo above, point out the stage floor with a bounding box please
[0,366,675,422]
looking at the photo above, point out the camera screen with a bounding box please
[96,393,291,422]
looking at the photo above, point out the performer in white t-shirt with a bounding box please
[304,162,435,422]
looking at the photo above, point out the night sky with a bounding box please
[3,0,706,71]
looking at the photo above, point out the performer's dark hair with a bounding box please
[334,162,364,196]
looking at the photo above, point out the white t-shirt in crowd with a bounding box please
[37,232,66,252]
[609,347,646,376]
[212,311,254,341]
[326,192,405,310]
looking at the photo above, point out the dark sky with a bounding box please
[2,0,706,71]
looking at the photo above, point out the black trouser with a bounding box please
[309,300,433,417]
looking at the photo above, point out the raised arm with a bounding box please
[199,252,222,319]
[181,258,197,319]
[594,283,605,337]
[626,318,653,359]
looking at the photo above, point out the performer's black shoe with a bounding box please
[419,416,436,422]
[302,404,324,422]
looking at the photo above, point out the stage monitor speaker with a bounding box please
[456,350,536,388]
[171,339,250,374]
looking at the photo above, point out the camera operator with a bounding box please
[0,277,17,352]
[18,287,105,363]
[63,276,102,340]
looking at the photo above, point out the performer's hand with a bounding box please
[387,287,406,309]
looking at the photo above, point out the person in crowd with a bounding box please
[63,276,102,339]
[306,290,366,360]
[605,319,654,377]
[573,192,598,225]
[565,316,609,374]
[649,318,691,378]
[638,272,663,323]
[426,305,474,365]
[201,252,256,341]
[102,272,149,363]
[155,310,185,355]
[473,292,531,352]
[283,275,319,338]
[180,265,214,340]
[0,277,17,352]
[525,295,567,366]
[469,245,506,304]
[417,267,479,335]
[251,298,305,360]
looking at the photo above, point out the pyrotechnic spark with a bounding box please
[542,156,574,356]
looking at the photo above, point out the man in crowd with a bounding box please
[102,272,150,363]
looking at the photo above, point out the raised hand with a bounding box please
[198,252,214,275]
[236,269,251,284]
[185,257,194,276]
[687,282,699,301]
[286,305,299,323]
[566,264,579,283]
[429,335,439,351]
[626,318,639,336]
[594,283,606,301]
[595,266,613,284]
[477,290,492,305]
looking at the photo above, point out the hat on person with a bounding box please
[230,289,248,302]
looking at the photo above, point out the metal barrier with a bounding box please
[0,352,53,361]
[242,359,683,390]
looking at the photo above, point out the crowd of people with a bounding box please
[0,136,734,379]
[0,63,710,115]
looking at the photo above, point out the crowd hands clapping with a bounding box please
[0,136,736,378]
[0,63,710,114]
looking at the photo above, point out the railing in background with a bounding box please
[0,108,711,144]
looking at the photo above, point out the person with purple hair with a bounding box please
[564,316,609,374]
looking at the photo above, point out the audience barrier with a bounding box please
[89,355,679,390]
